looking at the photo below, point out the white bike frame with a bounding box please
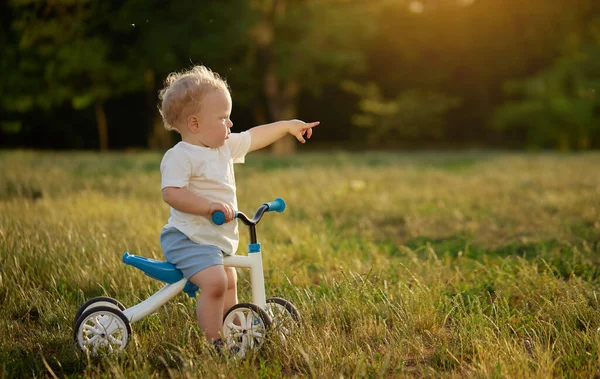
[122,245,266,324]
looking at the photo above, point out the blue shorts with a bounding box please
[160,227,223,279]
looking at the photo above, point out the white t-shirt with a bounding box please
[160,132,251,255]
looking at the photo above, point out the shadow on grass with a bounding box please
[0,179,43,200]
[1,335,87,378]
[398,235,600,283]
[1,335,178,378]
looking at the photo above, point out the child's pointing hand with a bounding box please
[289,120,320,143]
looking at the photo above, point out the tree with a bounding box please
[124,0,374,154]
[113,0,257,150]
[342,81,461,146]
[360,0,600,145]
[249,0,372,153]
[4,0,600,151]
[2,0,145,151]
[494,46,600,150]
[494,19,600,150]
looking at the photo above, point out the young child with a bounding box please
[157,65,319,350]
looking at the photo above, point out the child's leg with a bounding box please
[223,266,238,313]
[188,265,228,341]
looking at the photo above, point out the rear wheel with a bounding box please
[73,306,131,355]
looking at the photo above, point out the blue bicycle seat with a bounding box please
[122,253,198,297]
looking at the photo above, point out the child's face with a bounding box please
[193,89,233,148]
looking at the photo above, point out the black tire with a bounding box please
[74,296,126,325]
[73,305,132,355]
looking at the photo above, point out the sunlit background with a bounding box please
[2,2,600,377]
[1,0,599,152]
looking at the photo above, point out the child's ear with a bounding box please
[187,115,200,133]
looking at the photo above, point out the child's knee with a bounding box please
[191,266,228,298]
[206,275,228,298]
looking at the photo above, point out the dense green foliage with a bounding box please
[1,151,599,377]
[495,42,600,150]
[2,0,600,150]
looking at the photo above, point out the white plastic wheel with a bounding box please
[222,303,272,358]
[266,297,300,341]
[74,306,131,355]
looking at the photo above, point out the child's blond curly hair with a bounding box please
[158,66,230,131]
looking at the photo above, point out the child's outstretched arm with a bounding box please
[248,120,320,152]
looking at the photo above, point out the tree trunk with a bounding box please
[146,69,174,150]
[95,101,108,152]
[265,75,299,155]
[253,0,298,155]
[253,102,267,127]
[148,112,174,150]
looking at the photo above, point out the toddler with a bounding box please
[158,65,319,350]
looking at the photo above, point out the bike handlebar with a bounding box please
[211,197,286,226]
[262,197,286,213]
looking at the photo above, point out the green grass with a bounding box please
[1,150,599,377]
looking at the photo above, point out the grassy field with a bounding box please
[1,150,599,378]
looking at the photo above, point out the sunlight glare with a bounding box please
[408,1,424,14]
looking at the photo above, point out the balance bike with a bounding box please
[73,198,300,358]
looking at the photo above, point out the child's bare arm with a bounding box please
[248,120,320,152]
[162,187,235,221]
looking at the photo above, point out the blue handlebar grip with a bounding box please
[212,211,226,225]
[264,197,286,213]
[212,211,238,225]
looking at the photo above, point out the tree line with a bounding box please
[2,0,600,152]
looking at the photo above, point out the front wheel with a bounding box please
[222,302,272,358]
[266,297,301,340]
